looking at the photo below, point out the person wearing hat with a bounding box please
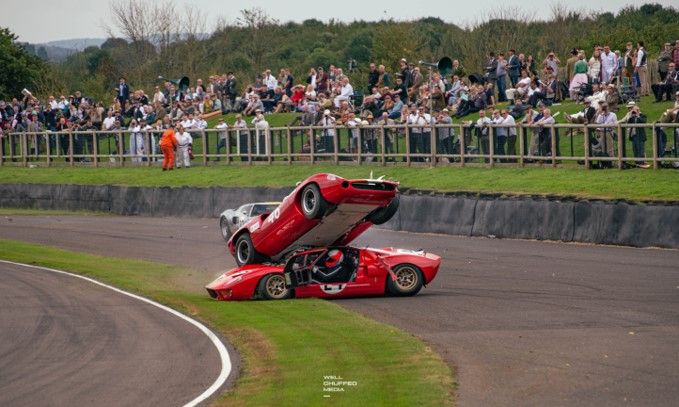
[565,97,596,124]
[652,62,679,102]
[617,103,649,167]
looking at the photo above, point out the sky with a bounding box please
[2,0,679,43]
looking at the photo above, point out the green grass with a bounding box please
[0,208,109,216]
[1,165,678,202]
[0,239,454,406]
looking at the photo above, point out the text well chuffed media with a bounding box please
[322,375,359,393]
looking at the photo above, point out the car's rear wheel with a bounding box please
[367,195,400,225]
[387,264,423,296]
[220,217,232,241]
[258,274,293,300]
[300,183,328,219]
[235,233,257,266]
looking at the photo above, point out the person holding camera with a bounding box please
[623,105,649,168]
[593,103,617,165]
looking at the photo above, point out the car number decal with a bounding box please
[321,284,346,295]
[250,222,260,232]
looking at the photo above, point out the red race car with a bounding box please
[227,173,400,266]
[206,246,441,300]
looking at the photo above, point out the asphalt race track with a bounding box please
[2,215,679,406]
[0,260,222,406]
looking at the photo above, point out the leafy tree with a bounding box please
[0,27,45,100]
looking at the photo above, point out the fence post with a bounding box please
[459,124,465,167]
[286,127,292,164]
[309,129,315,164]
[652,124,658,170]
[226,128,232,165]
[0,133,4,166]
[488,126,495,168]
[202,130,208,166]
[430,125,436,166]
[333,124,339,164]
[20,133,27,167]
[118,131,124,167]
[356,128,362,165]
[92,132,98,168]
[405,126,411,166]
[616,124,623,170]
[380,125,386,166]
[247,129,252,165]
[518,125,525,167]
[68,131,74,167]
[550,126,557,168]
[584,124,590,169]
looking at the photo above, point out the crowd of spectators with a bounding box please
[1,37,678,167]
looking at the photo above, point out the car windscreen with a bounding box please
[251,204,279,216]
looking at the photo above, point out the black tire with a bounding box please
[386,264,423,296]
[257,274,293,300]
[300,183,328,219]
[220,217,232,242]
[367,194,400,225]
[235,233,257,266]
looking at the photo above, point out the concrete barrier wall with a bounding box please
[1,183,677,249]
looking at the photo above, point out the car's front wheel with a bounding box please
[235,233,257,266]
[367,194,400,225]
[220,217,232,241]
[300,183,328,219]
[387,264,424,296]
[258,274,293,300]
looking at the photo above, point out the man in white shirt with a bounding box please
[264,69,278,97]
[153,86,166,105]
[232,114,249,160]
[476,109,492,159]
[501,109,517,159]
[215,118,229,156]
[181,114,196,130]
[317,109,336,153]
[600,45,618,84]
[252,109,269,155]
[102,110,117,130]
[593,103,617,160]
[174,124,193,168]
[535,108,556,156]
[194,115,208,129]
[333,77,354,108]
[345,112,361,154]
[636,41,649,96]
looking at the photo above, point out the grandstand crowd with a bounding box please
[1,38,679,167]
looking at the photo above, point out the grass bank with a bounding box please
[0,239,454,406]
[0,165,678,201]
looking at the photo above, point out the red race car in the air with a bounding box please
[227,173,400,266]
[206,246,441,300]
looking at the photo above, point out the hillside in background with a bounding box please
[13,3,679,100]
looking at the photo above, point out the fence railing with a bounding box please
[1,123,678,169]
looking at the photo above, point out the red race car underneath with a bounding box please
[206,246,441,301]
[227,173,400,266]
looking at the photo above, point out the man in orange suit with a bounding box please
[160,124,177,171]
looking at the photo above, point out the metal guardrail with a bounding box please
[1,123,678,169]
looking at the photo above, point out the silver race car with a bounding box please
[219,202,280,241]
